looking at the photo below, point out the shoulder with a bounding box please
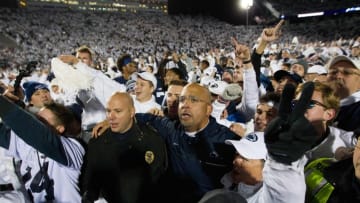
[88,129,112,146]
[206,117,238,139]
[134,123,165,148]
[137,122,162,140]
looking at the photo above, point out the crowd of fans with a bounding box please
[0,7,359,70]
[0,6,360,203]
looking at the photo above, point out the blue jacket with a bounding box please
[135,114,238,202]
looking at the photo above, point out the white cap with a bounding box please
[222,83,242,101]
[225,133,267,160]
[136,72,157,89]
[327,55,359,70]
[307,65,327,74]
[208,80,228,96]
[303,47,316,58]
[352,41,360,48]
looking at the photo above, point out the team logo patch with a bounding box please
[145,151,155,164]
[245,133,258,142]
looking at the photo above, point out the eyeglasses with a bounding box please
[291,99,328,109]
[328,68,360,77]
[179,95,209,104]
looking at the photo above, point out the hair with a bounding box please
[166,68,185,80]
[147,65,154,73]
[76,45,93,60]
[259,92,281,104]
[257,92,281,112]
[169,79,188,87]
[296,81,340,124]
[201,60,210,67]
[220,56,228,66]
[296,81,340,112]
[116,54,132,72]
[43,102,82,137]
[354,127,360,140]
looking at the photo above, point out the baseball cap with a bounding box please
[303,47,316,58]
[208,80,229,96]
[225,133,267,160]
[327,55,359,70]
[222,83,242,101]
[136,72,157,89]
[126,79,136,93]
[307,65,327,75]
[273,70,303,84]
[352,41,359,48]
[292,59,309,74]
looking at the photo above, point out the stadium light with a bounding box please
[239,0,253,29]
[297,12,324,18]
[240,0,253,9]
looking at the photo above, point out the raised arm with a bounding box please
[0,95,69,165]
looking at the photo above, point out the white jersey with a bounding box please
[6,132,84,203]
[305,126,355,162]
[0,148,29,203]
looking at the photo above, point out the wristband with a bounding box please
[243,60,251,64]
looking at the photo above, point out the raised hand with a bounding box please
[91,120,109,138]
[264,82,318,164]
[231,37,251,63]
[58,55,79,65]
[261,19,284,43]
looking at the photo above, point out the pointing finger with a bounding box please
[274,19,284,32]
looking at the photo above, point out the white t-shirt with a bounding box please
[132,95,161,113]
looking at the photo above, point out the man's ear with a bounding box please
[206,104,213,116]
[324,108,336,121]
[131,107,136,118]
[56,125,65,134]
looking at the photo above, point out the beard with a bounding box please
[327,80,349,99]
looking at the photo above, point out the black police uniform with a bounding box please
[82,122,167,203]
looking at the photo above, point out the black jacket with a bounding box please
[83,122,167,203]
[325,158,360,203]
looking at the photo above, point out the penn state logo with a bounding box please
[245,133,258,142]
[145,151,155,164]
[210,83,218,89]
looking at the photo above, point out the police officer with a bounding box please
[305,128,360,203]
[82,92,167,203]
